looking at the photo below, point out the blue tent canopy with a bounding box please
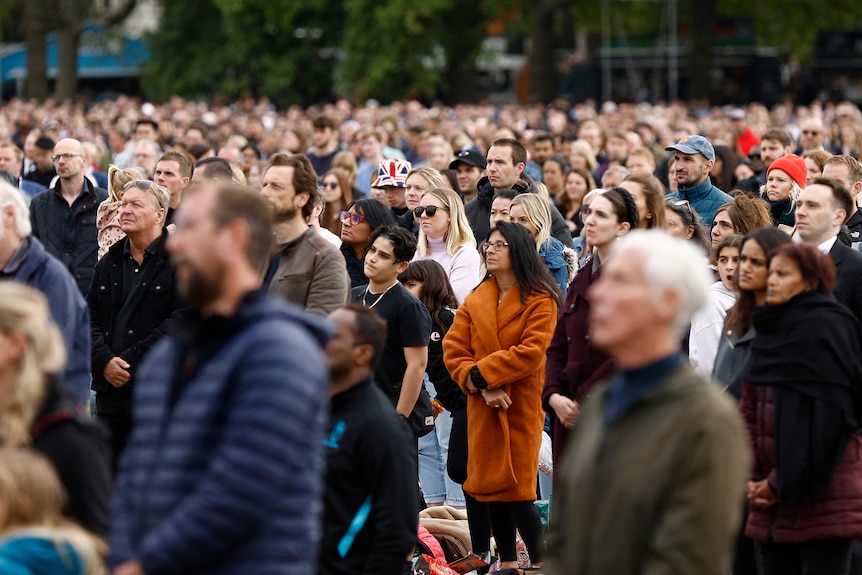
[0,21,149,84]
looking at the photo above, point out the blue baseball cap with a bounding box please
[665,135,715,162]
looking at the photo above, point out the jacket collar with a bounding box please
[676,177,714,200]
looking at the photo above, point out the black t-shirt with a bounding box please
[351,283,431,400]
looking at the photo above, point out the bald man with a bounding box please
[29,138,108,294]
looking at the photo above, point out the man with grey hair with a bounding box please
[133,140,161,179]
[0,181,91,405]
[546,230,751,575]
[88,180,189,467]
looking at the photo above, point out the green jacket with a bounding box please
[545,362,750,575]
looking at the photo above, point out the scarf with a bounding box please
[747,290,862,502]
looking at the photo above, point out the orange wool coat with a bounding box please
[443,279,558,502]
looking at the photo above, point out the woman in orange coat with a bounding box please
[443,221,561,569]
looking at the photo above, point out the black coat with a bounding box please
[830,240,862,325]
[31,378,112,536]
[465,175,574,248]
[87,229,190,392]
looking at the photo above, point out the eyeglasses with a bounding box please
[51,153,83,162]
[323,182,339,189]
[123,179,154,191]
[339,211,366,225]
[413,205,450,218]
[482,241,509,253]
[802,130,820,136]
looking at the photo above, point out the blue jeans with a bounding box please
[418,376,465,506]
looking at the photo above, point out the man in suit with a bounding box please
[796,178,862,322]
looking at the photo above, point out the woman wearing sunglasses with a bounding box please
[338,198,396,288]
[413,187,481,304]
[320,168,353,236]
[443,221,561,570]
[543,187,639,472]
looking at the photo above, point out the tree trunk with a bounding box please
[529,0,557,103]
[24,1,48,101]
[55,0,83,101]
[688,0,716,101]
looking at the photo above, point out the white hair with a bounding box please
[0,181,31,237]
[616,230,711,335]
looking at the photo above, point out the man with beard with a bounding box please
[665,135,732,226]
[109,182,331,575]
[261,153,349,316]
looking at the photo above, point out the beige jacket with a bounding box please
[266,227,349,316]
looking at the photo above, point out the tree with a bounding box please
[21,0,139,101]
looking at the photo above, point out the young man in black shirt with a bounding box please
[351,225,430,418]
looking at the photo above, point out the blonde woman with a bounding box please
[97,166,145,259]
[0,448,106,574]
[413,187,482,304]
[402,166,449,234]
[509,194,575,293]
[0,283,111,536]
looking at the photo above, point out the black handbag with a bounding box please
[409,386,435,438]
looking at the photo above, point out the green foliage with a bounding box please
[717,0,862,62]
[143,0,342,104]
[571,0,862,63]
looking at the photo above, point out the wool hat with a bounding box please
[665,134,715,162]
[767,154,807,189]
[371,158,412,188]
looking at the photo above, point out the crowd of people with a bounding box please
[2,93,862,574]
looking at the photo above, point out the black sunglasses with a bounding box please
[413,205,450,218]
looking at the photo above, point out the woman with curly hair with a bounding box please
[710,193,774,248]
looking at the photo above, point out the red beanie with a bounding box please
[767,154,807,189]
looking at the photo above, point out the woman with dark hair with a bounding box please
[711,144,738,193]
[712,227,792,398]
[542,155,569,199]
[742,242,862,574]
[400,260,465,509]
[339,198,397,288]
[665,198,710,252]
[620,172,667,230]
[443,221,560,569]
[556,167,596,236]
[689,234,742,377]
[320,167,353,236]
[711,194,774,248]
[543,187,638,471]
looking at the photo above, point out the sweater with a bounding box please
[689,281,736,379]
[414,236,482,304]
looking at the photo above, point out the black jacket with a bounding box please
[31,379,112,536]
[319,377,418,575]
[88,229,190,392]
[427,309,466,413]
[465,174,574,248]
[29,179,108,296]
[830,240,862,326]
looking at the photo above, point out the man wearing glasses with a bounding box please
[29,138,107,295]
[88,179,189,469]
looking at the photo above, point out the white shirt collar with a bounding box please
[817,236,838,254]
